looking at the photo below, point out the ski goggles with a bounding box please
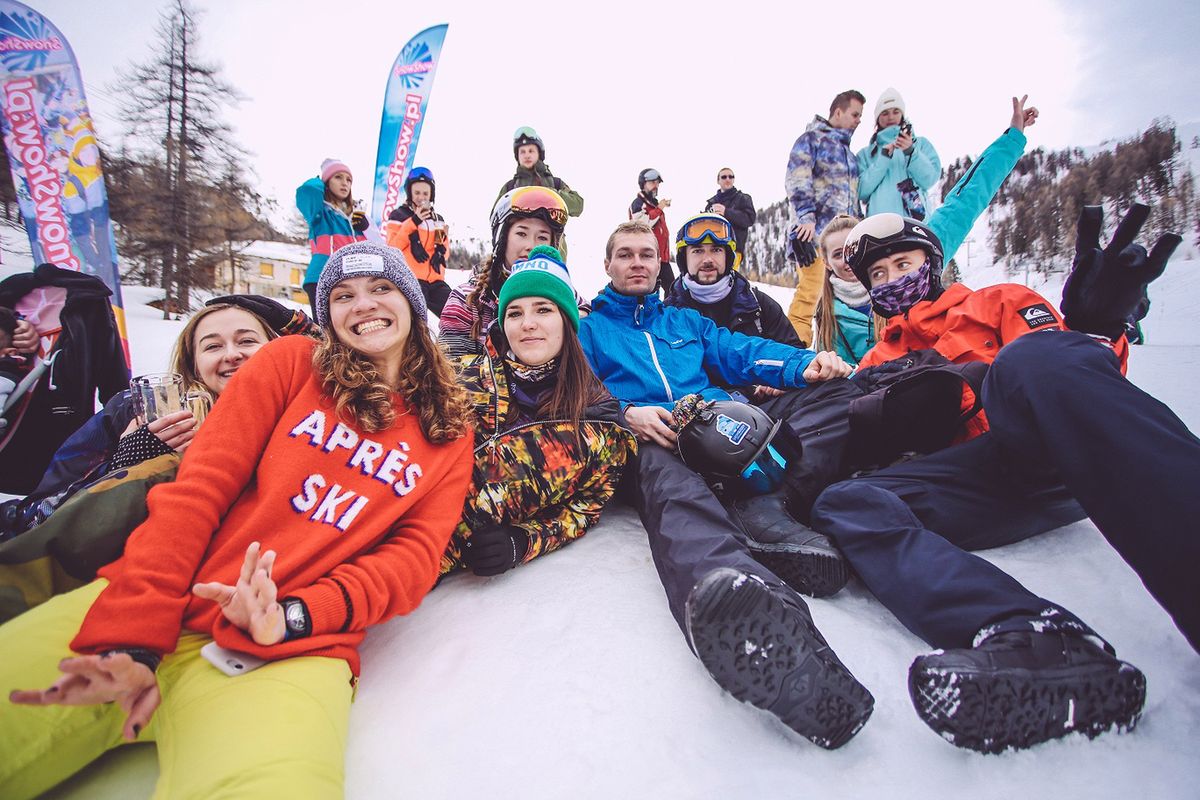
[407,166,434,183]
[513,126,539,141]
[641,168,662,183]
[739,443,788,495]
[841,212,919,270]
[509,186,569,227]
[679,215,734,246]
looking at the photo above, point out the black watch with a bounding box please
[281,597,311,641]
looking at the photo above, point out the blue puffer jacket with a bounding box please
[785,116,860,233]
[857,126,942,218]
[579,286,817,410]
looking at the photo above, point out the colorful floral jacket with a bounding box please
[441,332,636,573]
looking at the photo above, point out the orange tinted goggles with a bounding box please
[510,186,569,227]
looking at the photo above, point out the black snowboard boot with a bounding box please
[685,567,874,749]
[728,493,849,597]
[908,630,1146,753]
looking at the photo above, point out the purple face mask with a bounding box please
[870,261,931,315]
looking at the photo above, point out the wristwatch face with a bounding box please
[285,601,306,631]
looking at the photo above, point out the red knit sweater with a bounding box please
[71,335,473,675]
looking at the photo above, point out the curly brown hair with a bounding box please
[313,313,472,442]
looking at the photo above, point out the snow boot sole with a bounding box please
[748,542,850,599]
[908,652,1146,753]
[686,567,874,749]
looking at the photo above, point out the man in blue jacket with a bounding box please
[579,220,874,750]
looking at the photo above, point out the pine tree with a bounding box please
[107,0,248,315]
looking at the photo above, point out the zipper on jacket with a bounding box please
[643,332,674,402]
[473,419,626,456]
[754,359,784,367]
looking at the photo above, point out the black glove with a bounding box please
[207,295,316,337]
[1061,204,1181,340]
[792,238,817,268]
[350,210,369,233]
[408,231,431,263]
[461,524,529,577]
[429,244,447,271]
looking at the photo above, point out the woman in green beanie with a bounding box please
[442,246,637,577]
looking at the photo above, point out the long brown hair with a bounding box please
[313,313,472,442]
[524,310,607,425]
[172,304,278,397]
[813,215,885,354]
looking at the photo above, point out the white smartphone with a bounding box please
[200,641,267,676]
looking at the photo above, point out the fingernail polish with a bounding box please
[133,724,141,736]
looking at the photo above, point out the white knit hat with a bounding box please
[874,88,906,122]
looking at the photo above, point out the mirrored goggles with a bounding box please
[842,213,906,267]
[510,186,569,227]
[739,444,788,495]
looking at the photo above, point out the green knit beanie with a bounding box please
[497,245,579,331]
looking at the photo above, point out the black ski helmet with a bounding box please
[638,168,663,190]
[843,212,944,291]
[676,400,789,496]
[513,126,545,162]
[404,166,435,204]
[675,213,738,274]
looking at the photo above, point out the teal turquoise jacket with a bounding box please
[856,126,942,217]
[296,177,367,286]
[830,298,875,365]
[927,127,1026,257]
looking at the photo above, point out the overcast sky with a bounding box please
[32,0,1200,294]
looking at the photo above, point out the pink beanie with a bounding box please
[320,158,352,183]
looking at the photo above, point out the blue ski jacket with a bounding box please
[927,126,1026,260]
[579,286,817,410]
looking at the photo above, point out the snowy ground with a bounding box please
[4,236,1198,798]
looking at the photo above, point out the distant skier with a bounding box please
[704,168,756,259]
[629,168,673,296]
[856,88,941,219]
[497,126,584,217]
[386,167,452,317]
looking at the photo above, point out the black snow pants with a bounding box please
[811,330,1200,652]
[633,378,862,631]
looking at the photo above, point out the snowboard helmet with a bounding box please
[843,212,944,293]
[676,398,791,496]
[404,166,435,204]
[638,168,663,190]
[675,213,738,274]
[490,185,569,262]
[513,126,545,162]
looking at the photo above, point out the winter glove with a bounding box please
[350,210,369,234]
[1061,204,1181,340]
[429,244,447,271]
[408,231,431,263]
[207,295,317,338]
[461,524,529,577]
[792,239,818,268]
[109,424,176,471]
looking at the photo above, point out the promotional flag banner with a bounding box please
[0,0,127,358]
[371,24,449,227]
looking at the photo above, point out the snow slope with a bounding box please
[9,250,1199,799]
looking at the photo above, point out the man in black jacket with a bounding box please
[705,168,757,256]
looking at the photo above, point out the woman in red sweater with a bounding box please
[1,241,474,799]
